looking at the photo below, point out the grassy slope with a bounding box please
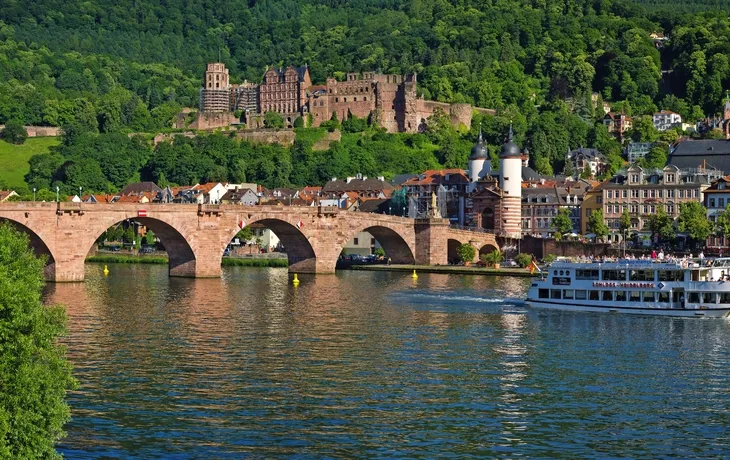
[0,137,60,189]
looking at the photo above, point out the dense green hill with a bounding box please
[2,0,730,194]
[634,0,730,12]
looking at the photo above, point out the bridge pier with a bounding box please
[414,218,449,266]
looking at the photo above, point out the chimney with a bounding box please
[346,177,354,183]
[377,176,385,181]
[331,177,337,181]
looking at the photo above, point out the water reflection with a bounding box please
[46,266,730,458]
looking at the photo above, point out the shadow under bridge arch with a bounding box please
[447,239,463,264]
[359,226,415,264]
[250,218,317,273]
[90,216,198,278]
[0,218,57,281]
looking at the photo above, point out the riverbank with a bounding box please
[347,264,538,277]
[87,255,288,267]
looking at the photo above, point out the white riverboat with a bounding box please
[526,258,730,318]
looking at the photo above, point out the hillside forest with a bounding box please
[3,0,730,194]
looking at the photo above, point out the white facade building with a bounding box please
[653,110,682,132]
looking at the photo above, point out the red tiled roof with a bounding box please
[403,169,467,186]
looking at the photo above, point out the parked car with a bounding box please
[110,246,121,252]
[503,259,518,267]
[140,246,155,254]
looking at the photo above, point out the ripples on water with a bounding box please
[44,265,730,458]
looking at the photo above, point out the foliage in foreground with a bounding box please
[0,223,76,458]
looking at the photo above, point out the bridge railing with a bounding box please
[448,224,499,235]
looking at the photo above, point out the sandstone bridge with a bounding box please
[0,202,499,282]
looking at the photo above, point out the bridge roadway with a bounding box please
[0,202,498,282]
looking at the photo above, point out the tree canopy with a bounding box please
[0,223,77,458]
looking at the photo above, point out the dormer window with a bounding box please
[719,182,727,190]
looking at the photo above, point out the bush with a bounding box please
[374,247,386,257]
[515,253,534,268]
[457,243,476,263]
[293,116,304,128]
[481,249,504,266]
[263,111,284,129]
[543,254,557,264]
[0,120,28,145]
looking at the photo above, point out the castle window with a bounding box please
[364,96,367,101]
[354,97,357,102]
[344,97,347,102]
[335,97,339,102]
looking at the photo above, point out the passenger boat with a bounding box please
[526,259,730,318]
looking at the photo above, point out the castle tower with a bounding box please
[499,126,523,238]
[200,63,231,112]
[468,126,490,192]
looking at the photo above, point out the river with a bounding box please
[44,265,730,458]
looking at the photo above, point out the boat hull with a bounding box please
[526,299,730,318]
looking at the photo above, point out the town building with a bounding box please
[566,148,607,177]
[603,112,632,138]
[404,169,469,222]
[669,139,730,175]
[579,183,604,236]
[703,175,730,254]
[653,110,682,131]
[519,178,589,238]
[0,190,18,202]
[220,187,259,205]
[340,231,382,256]
[323,175,394,200]
[600,165,711,243]
[626,142,654,163]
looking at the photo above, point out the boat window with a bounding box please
[539,289,549,299]
[553,270,558,275]
[658,292,670,302]
[630,270,654,281]
[551,289,562,299]
[615,291,627,301]
[602,291,613,301]
[720,292,730,303]
[688,292,700,303]
[576,269,599,280]
[575,290,587,300]
[702,292,716,304]
[658,270,683,282]
[629,291,641,302]
[589,291,599,300]
[563,290,574,299]
[643,292,655,302]
[602,269,626,281]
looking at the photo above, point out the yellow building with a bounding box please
[579,184,604,235]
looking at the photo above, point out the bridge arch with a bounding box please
[0,217,57,280]
[84,215,199,278]
[447,238,463,264]
[221,215,318,273]
[478,243,499,259]
[337,220,416,268]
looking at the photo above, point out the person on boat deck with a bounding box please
[651,249,657,259]
[699,251,704,260]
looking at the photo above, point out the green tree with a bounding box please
[0,222,76,458]
[552,208,574,239]
[649,207,676,242]
[588,209,609,241]
[580,164,592,179]
[263,111,284,129]
[236,226,253,242]
[715,204,730,238]
[292,116,304,128]
[678,201,711,248]
[0,119,27,144]
[144,229,155,246]
[457,243,476,264]
[619,208,632,233]
[123,226,135,244]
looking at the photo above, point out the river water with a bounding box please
[44,265,730,458]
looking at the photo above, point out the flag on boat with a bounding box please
[528,257,541,274]
[296,220,303,229]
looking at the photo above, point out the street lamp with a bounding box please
[32,188,36,202]
[389,206,392,215]
[56,186,59,202]
[79,186,82,201]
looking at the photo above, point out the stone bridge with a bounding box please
[0,202,498,282]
